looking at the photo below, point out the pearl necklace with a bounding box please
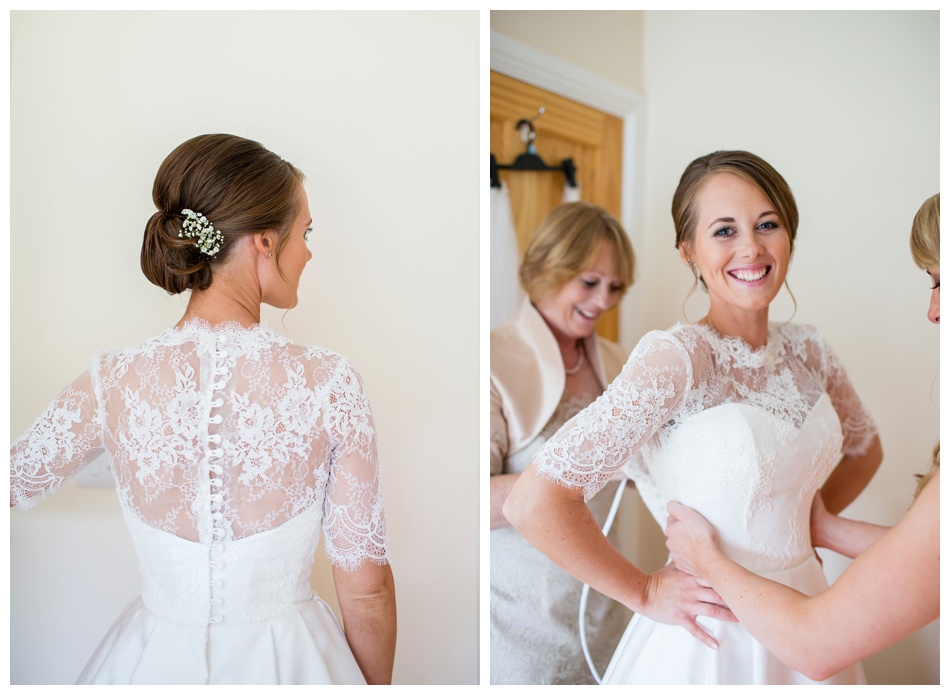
[565,342,586,376]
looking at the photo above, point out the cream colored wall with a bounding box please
[491,10,939,685]
[9,11,478,685]
[490,10,644,93]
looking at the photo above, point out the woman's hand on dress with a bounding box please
[640,561,736,650]
[664,500,722,579]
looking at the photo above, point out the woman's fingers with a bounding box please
[698,601,738,623]
[667,499,687,517]
[695,584,725,604]
[681,616,719,650]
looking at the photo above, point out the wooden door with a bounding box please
[490,70,625,341]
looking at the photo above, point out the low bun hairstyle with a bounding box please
[142,134,304,294]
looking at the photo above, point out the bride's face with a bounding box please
[263,186,313,310]
[680,172,791,316]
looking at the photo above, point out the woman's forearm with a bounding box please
[673,474,939,681]
[490,473,519,529]
[814,513,889,558]
[504,468,649,610]
[334,564,397,684]
[694,552,833,677]
[506,465,734,648]
[820,435,882,514]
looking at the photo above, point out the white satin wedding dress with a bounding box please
[11,321,390,684]
[532,322,876,685]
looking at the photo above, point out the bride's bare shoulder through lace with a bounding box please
[532,327,702,501]
[531,321,877,503]
[10,322,390,570]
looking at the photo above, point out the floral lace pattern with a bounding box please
[533,322,878,572]
[10,320,390,572]
[535,322,876,500]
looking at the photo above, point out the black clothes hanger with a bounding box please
[490,109,578,189]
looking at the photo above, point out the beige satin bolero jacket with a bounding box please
[490,299,628,474]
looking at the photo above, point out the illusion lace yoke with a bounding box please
[11,320,390,575]
[534,321,877,574]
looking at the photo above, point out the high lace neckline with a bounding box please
[173,317,264,332]
[149,317,287,350]
[688,321,787,369]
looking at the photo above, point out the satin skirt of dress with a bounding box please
[76,595,366,685]
[602,555,866,685]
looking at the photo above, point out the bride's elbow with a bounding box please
[799,661,843,683]
[502,487,526,529]
[785,648,847,683]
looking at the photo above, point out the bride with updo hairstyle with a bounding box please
[141,134,305,296]
[11,134,396,685]
[505,150,882,684]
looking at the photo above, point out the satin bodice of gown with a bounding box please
[534,322,878,573]
[632,394,840,572]
[124,503,325,626]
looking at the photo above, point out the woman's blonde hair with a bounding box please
[914,443,939,498]
[910,193,939,270]
[519,202,635,303]
[910,193,940,498]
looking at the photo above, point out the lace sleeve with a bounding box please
[489,380,508,476]
[533,331,694,501]
[820,335,878,457]
[10,370,105,510]
[322,357,391,571]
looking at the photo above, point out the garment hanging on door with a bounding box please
[562,182,581,203]
[490,182,525,329]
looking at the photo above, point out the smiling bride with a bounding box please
[504,150,882,685]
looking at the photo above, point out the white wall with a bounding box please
[492,10,939,685]
[9,11,478,685]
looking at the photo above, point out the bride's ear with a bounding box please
[678,244,692,267]
[251,231,279,260]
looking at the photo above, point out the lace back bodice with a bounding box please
[11,320,390,573]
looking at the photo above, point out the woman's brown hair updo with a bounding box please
[141,134,304,294]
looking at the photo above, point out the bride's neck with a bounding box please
[702,304,770,349]
[178,275,262,329]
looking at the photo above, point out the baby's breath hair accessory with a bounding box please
[179,209,224,257]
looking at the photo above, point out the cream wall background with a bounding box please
[10,11,478,685]
[491,10,939,685]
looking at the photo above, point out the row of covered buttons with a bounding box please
[208,334,232,624]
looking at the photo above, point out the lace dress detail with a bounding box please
[10,320,390,684]
[531,322,876,684]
